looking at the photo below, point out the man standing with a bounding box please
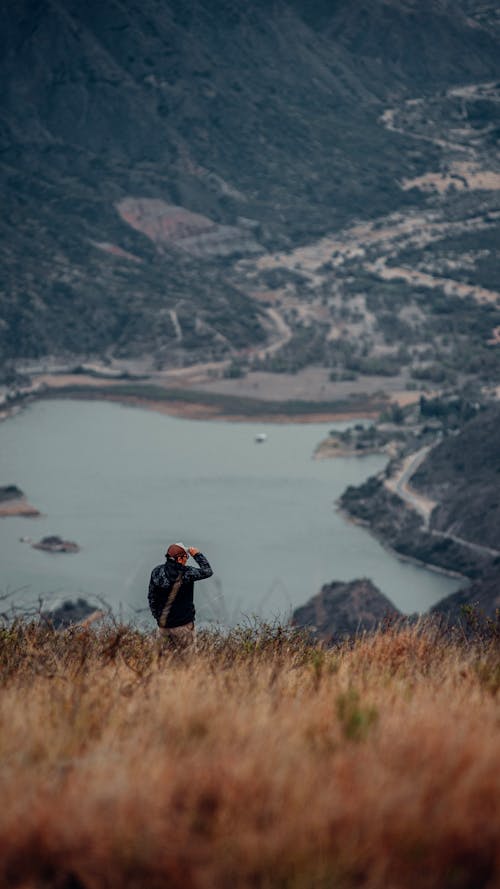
[148,542,213,650]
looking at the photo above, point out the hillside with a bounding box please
[1,0,500,380]
[340,404,500,583]
[292,577,401,640]
[0,618,498,889]
[412,404,500,550]
[431,564,500,621]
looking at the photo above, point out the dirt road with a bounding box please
[385,445,500,558]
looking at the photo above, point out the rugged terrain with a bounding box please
[1,0,500,403]
[431,565,500,623]
[292,578,401,640]
[340,404,500,613]
[410,404,500,550]
[2,2,499,608]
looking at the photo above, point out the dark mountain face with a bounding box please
[1,0,499,368]
[431,564,500,622]
[291,0,499,87]
[292,577,401,641]
[412,405,500,551]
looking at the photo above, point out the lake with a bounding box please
[0,399,461,625]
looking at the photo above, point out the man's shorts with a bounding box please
[158,621,196,652]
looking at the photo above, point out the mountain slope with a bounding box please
[1,0,499,370]
[340,403,500,596]
[412,405,500,551]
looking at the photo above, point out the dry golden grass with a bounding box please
[0,619,499,889]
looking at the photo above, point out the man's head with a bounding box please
[166,542,188,564]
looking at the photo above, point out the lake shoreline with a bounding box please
[336,506,468,583]
[31,379,383,424]
[42,391,380,424]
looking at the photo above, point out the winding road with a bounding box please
[385,445,500,558]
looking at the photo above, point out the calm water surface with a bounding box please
[0,400,460,624]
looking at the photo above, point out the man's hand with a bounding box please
[188,546,200,557]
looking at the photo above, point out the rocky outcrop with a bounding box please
[41,598,104,629]
[0,485,40,517]
[32,536,80,554]
[0,485,23,502]
[292,578,401,642]
[291,567,499,643]
[431,565,500,623]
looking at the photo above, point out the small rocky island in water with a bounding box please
[32,535,80,553]
[0,484,40,517]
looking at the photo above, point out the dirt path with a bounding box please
[385,446,437,526]
[385,445,500,558]
[251,306,292,359]
[150,303,292,384]
[429,528,500,559]
[380,106,471,154]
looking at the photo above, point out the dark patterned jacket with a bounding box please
[148,552,213,628]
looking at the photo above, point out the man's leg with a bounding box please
[158,622,197,653]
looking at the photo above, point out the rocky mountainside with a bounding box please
[412,405,500,550]
[1,0,499,373]
[340,472,493,578]
[292,578,401,641]
[431,564,500,621]
[292,565,500,641]
[340,405,500,610]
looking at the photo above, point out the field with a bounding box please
[0,618,499,889]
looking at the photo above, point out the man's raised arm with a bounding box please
[185,547,213,581]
